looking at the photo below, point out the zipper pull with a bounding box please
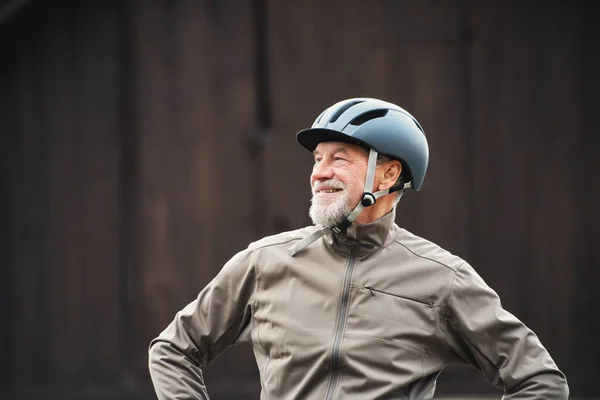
[364,286,376,295]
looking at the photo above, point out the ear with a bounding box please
[378,160,402,191]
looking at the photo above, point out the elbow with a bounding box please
[554,375,569,400]
[148,339,173,372]
[148,338,204,369]
[148,339,163,371]
[148,337,161,355]
[539,372,569,400]
[508,372,569,399]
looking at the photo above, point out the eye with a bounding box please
[314,156,322,163]
[333,156,347,162]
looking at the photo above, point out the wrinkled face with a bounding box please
[309,142,368,227]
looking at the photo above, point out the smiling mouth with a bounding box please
[317,188,343,194]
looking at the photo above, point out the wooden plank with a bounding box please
[469,0,536,310]
[468,0,594,392]
[7,0,122,388]
[128,0,180,385]
[8,4,54,387]
[129,0,259,389]
[3,18,39,383]
[180,0,260,390]
[0,27,15,389]
[36,2,84,384]
[469,0,569,344]
[569,1,600,394]
[522,0,581,377]
[167,0,219,307]
[70,0,122,385]
[201,0,258,259]
[115,0,138,388]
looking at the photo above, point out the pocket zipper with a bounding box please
[357,284,434,308]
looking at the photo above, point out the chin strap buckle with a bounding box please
[332,218,352,234]
[361,192,376,207]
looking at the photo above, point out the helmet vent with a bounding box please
[315,111,326,125]
[328,100,365,123]
[349,109,388,126]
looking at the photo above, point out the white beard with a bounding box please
[309,180,352,227]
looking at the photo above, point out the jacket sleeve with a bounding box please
[148,247,257,400]
[443,262,569,399]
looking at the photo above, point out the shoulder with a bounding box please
[392,226,465,272]
[248,225,319,251]
[220,227,319,275]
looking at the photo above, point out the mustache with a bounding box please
[312,179,346,193]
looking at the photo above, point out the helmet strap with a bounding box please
[388,179,412,194]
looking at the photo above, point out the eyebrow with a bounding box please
[312,146,350,157]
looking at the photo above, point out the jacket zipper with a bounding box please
[324,239,359,400]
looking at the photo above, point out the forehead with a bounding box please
[313,141,368,157]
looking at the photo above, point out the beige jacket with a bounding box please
[148,210,568,399]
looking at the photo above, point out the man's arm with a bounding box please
[443,263,569,399]
[148,248,256,400]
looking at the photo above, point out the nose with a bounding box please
[311,160,334,183]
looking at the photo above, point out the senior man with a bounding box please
[148,98,568,399]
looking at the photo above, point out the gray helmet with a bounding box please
[296,97,429,190]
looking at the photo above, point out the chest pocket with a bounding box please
[345,283,441,357]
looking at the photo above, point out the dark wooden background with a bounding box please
[1,0,598,398]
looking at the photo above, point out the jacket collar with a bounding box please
[325,208,398,255]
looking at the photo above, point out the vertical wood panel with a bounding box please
[129,0,259,390]
[168,0,218,302]
[37,2,83,384]
[7,10,46,387]
[4,0,125,391]
[71,1,122,384]
[207,0,257,258]
[571,1,600,393]
[189,0,260,393]
[470,0,543,314]
[130,0,180,385]
[115,0,139,389]
[9,5,58,387]
[524,1,581,378]
[0,29,15,388]
[469,2,582,384]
